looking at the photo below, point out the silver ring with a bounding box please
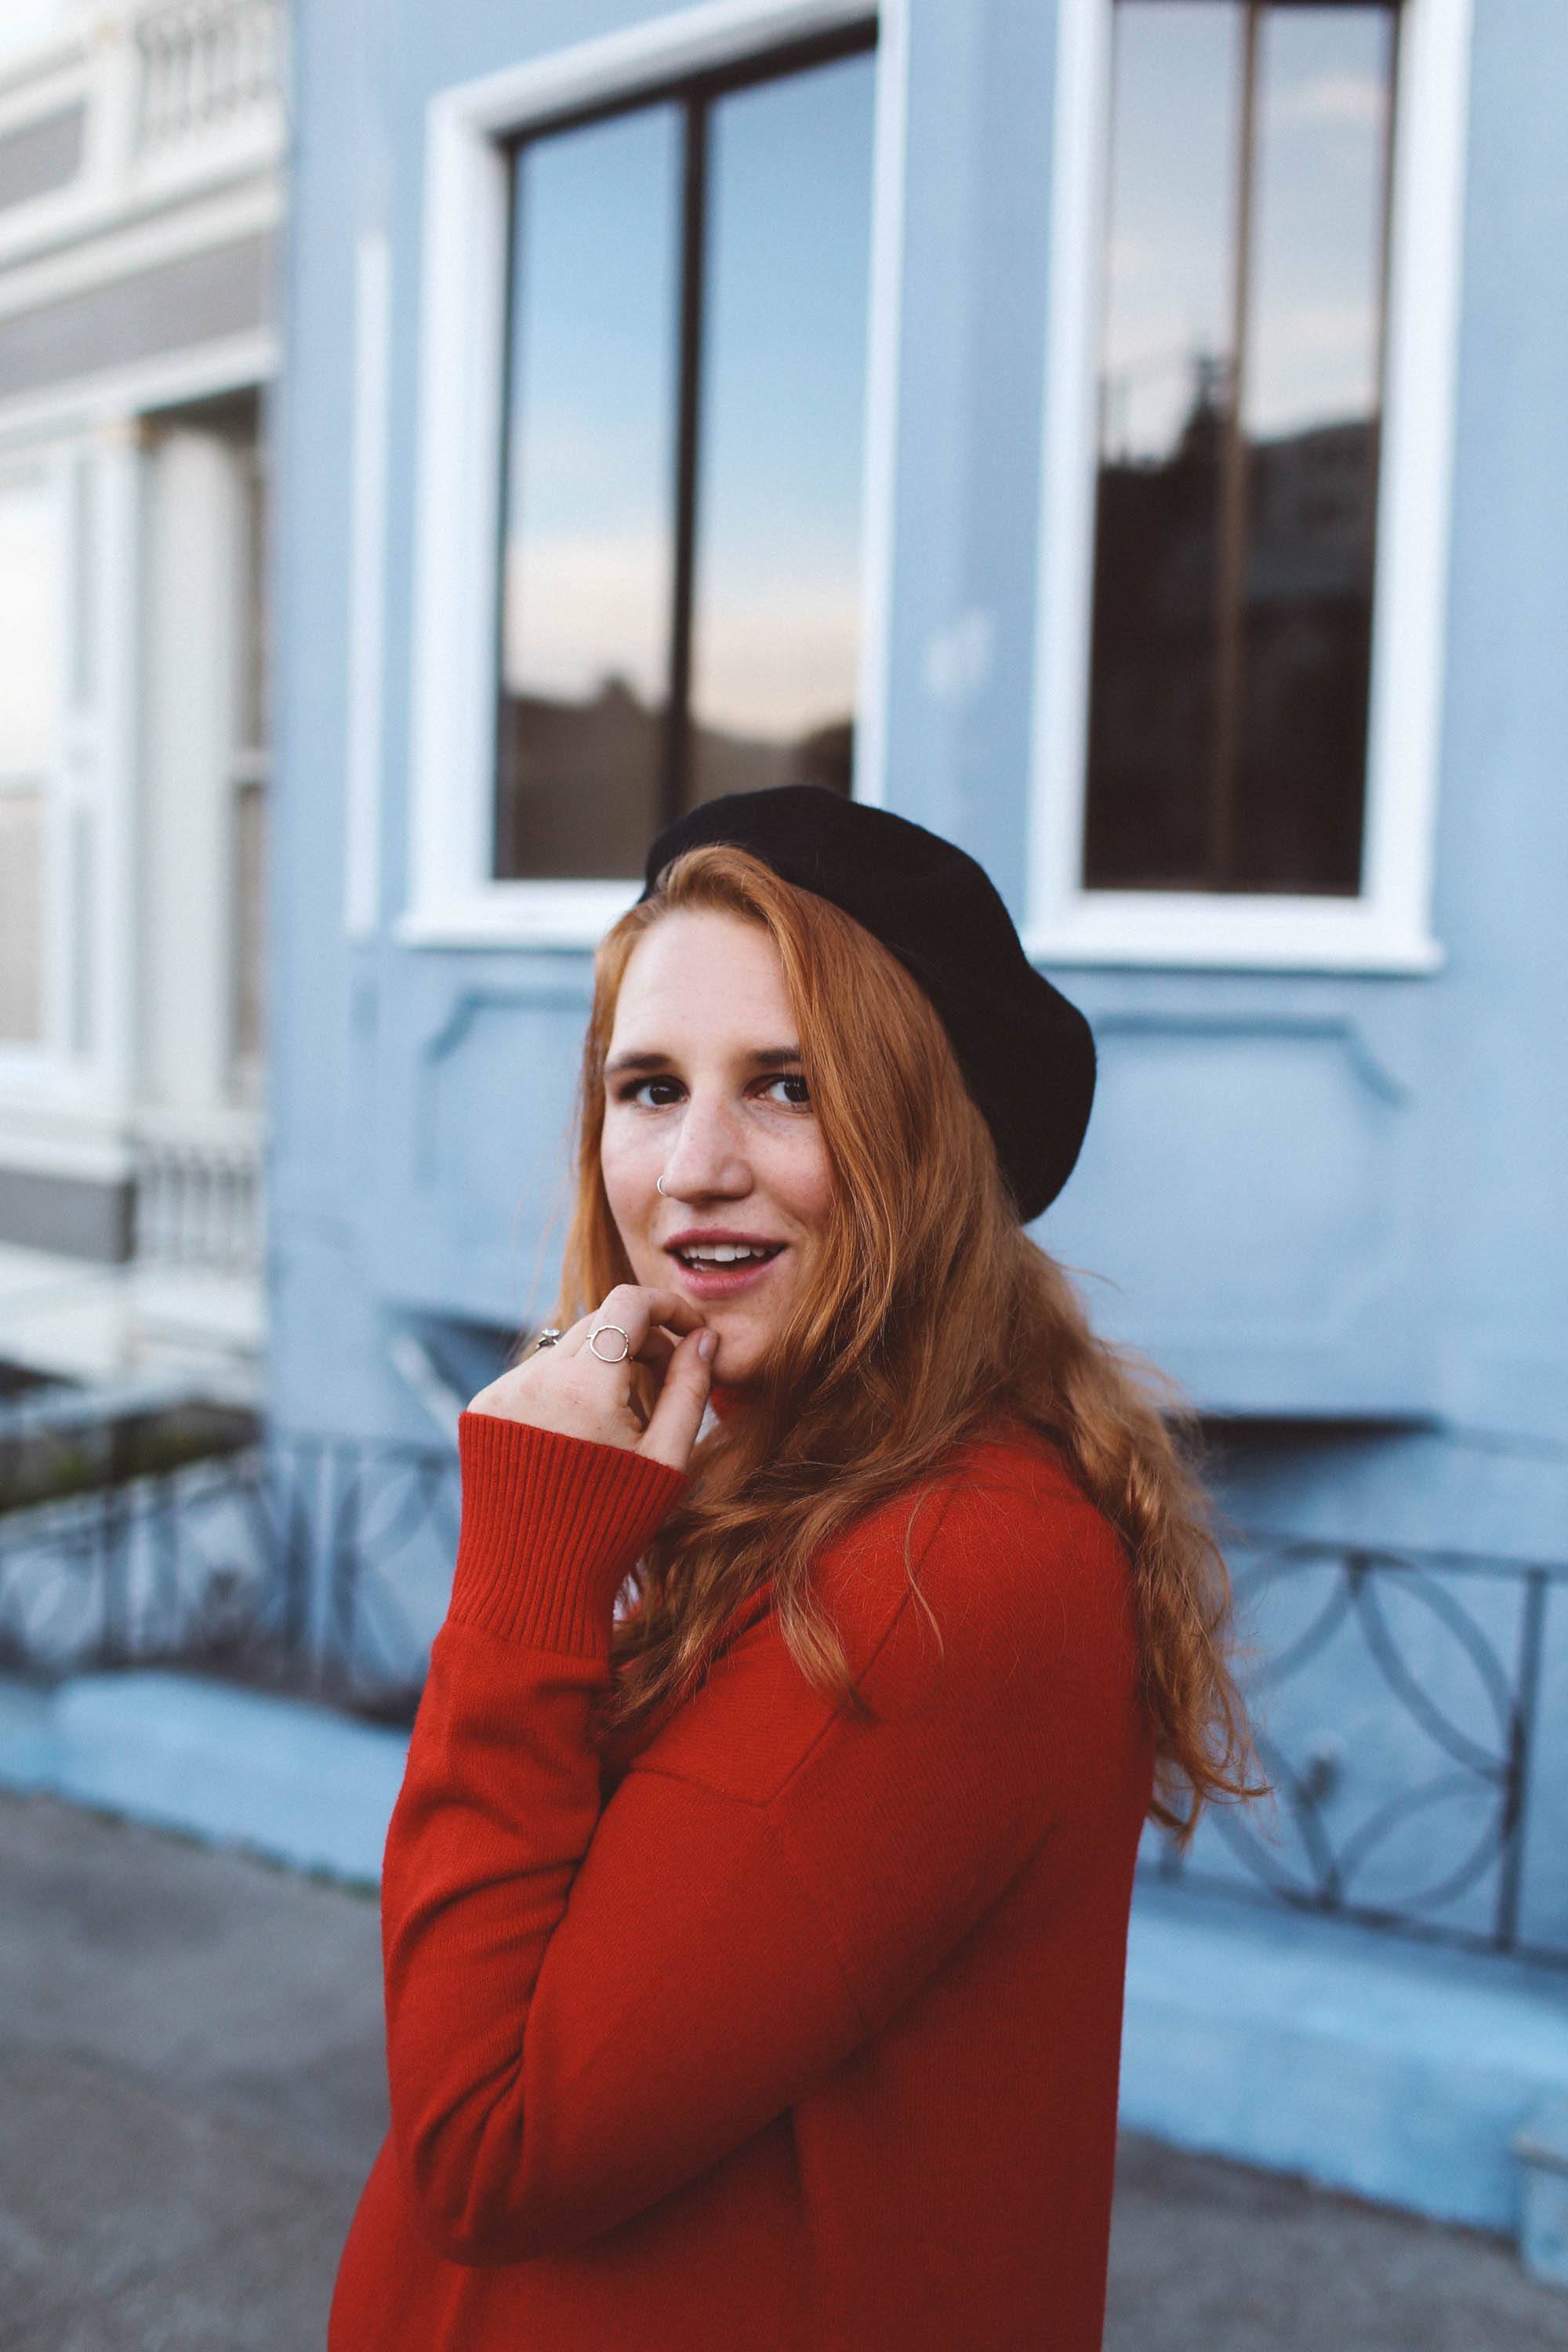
[588,1323,633,1364]
[656,1174,669,1196]
[531,1326,563,1352]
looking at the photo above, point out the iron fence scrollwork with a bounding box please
[0,1430,459,1727]
[1143,1535,1568,1969]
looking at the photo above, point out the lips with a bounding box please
[663,1229,786,1270]
[663,1232,788,1298]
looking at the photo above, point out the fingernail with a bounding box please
[699,1330,717,1363]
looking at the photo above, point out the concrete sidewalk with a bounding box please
[0,1788,1563,2351]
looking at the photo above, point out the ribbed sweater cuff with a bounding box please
[448,1412,686,1654]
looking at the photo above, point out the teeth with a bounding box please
[681,1244,773,1265]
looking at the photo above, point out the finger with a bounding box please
[640,1329,715,1472]
[630,1289,707,1336]
[637,1327,679,1374]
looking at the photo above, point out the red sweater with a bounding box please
[329,1405,1153,2352]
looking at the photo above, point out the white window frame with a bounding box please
[398,0,907,952]
[1025,0,1472,975]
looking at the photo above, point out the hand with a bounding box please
[467,1287,717,1475]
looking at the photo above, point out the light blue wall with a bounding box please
[1421,0,1568,1452]
[268,0,1568,1555]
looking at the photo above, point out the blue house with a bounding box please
[268,0,1568,2252]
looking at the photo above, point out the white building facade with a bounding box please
[0,0,281,1394]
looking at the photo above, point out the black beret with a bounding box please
[638,786,1094,1221]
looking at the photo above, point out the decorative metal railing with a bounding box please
[2,1438,1564,1965]
[132,1135,263,1274]
[0,1432,457,1724]
[134,0,284,154]
[1142,1534,1568,1969]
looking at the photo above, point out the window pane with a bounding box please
[1084,2,1243,889]
[1097,5,1241,471]
[687,50,876,809]
[0,469,60,775]
[1083,0,1396,897]
[1234,2,1393,891]
[495,107,682,880]
[0,792,45,1044]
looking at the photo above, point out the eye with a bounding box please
[760,1073,811,1108]
[616,1075,684,1108]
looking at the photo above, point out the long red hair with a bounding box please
[552,844,1262,1842]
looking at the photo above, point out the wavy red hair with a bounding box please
[551,844,1263,1842]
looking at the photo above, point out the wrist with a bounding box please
[448,1412,685,1653]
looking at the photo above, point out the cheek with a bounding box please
[779,1134,836,1240]
[599,1123,650,1221]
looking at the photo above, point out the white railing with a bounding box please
[133,0,283,155]
[132,1133,263,1276]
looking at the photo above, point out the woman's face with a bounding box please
[600,908,836,1388]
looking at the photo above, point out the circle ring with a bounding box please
[588,1323,633,1364]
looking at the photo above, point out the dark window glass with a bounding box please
[1083,0,1398,896]
[495,31,877,881]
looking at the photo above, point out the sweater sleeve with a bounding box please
[381,1410,1143,2267]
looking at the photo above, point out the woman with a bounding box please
[329,785,1260,2352]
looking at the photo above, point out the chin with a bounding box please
[710,1336,763,1387]
[708,1319,776,1388]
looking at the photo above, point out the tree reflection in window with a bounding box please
[1084,0,1399,896]
[493,28,877,882]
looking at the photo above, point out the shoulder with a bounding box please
[625,1420,1138,1810]
[816,1417,1127,1642]
[821,1423,1145,1795]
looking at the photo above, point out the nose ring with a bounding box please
[656,1174,669,1196]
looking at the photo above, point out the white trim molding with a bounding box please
[400,0,906,953]
[1025,0,1472,975]
[0,329,278,459]
[343,230,391,940]
[846,0,907,811]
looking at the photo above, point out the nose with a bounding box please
[659,1089,753,1203]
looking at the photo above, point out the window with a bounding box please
[1030,0,1471,968]
[0,464,61,1048]
[404,2,903,947]
[492,29,877,881]
[1087,0,1396,896]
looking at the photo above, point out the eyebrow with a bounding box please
[604,1045,804,1079]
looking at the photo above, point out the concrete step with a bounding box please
[0,1670,406,1885]
[1122,1878,1568,2241]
